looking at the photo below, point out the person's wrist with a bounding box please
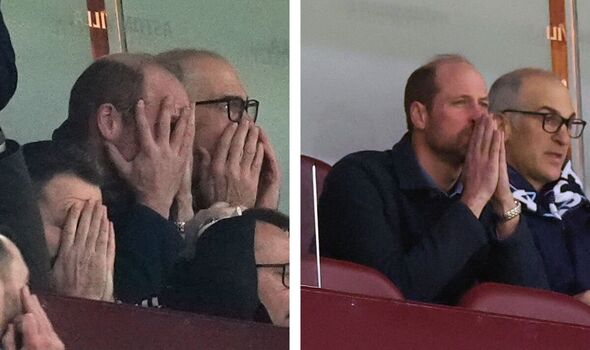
[497,200,521,222]
[492,195,518,217]
[138,196,172,219]
[460,193,486,218]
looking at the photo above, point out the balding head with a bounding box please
[156,49,234,101]
[489,68,564,113]
[156,49,248,156]
[404,54,475,131]
[54,53,157,145]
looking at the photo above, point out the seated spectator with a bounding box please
[319,54,548,304]
[52,53,194,303]
[22,141,114,301]
[156,49,282,211]
[163,208,289,327]
[0,234,63,349]
[489,68,590,302]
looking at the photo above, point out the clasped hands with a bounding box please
[460,114,518,239]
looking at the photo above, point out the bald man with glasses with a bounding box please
[490,68,590,303]
[156,49,281,212]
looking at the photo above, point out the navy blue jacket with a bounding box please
[319,133,549,304]
[509,165,590,295]
[112,202,183,304]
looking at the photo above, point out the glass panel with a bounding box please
[574,0,590,189]
[2,1,93,142]
[302,0,551,165]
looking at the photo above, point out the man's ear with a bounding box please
[96,103,124,142]
[409,101,429,130]
[494,113,511,141]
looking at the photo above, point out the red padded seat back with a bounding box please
[301,255,404,300]
[459,282,590,326]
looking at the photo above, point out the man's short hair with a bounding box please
[22,141,103,200]
[403,54,473,131]
[155,49,226,83]
[242,208,289,232]
[489,68,562,113]
[52,53,155,144]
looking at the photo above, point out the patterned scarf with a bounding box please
[510,161,588,219]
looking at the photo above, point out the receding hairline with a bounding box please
[155,49,230,82]
[489,68,563,113]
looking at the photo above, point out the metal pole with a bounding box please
[312,165,322,288]
[568,0,585,187]
[113,0,128,53]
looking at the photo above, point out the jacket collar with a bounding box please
[391,133,461,195]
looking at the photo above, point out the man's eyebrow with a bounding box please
[538,105,576,118]
[205,95,242,101]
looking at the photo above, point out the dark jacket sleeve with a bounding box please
[113,203,183,303]
[0,140,50,291]
[162,216,262,321]
[484,213,549,289]
[0,7,17,111]
[319,157,489,302]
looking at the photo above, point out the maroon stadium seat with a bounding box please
[301,255,404,300]
[301,155,331,257]
[459,282,590,326]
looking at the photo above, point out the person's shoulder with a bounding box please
[333,149,394,174]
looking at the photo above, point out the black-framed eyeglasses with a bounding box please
[502,109,586,139]
[195,97,259,123]
[256,263,289,289]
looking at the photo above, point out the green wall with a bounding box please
[2,0,289,212]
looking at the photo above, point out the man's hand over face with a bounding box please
[194,119,264,210]
[255,128,281,209]
[1,286,64,350]
[107,98,195,219]
[51,201,115,301]
[172,149,195,222]
[461,114,502,218]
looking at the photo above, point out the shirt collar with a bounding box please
[392,133,463,197]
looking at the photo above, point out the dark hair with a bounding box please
[404,54,472,131]
[53,54,153,144]
[22,141,103,199]
[241,208,289,232]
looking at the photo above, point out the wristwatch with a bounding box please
[502,200,522,221]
